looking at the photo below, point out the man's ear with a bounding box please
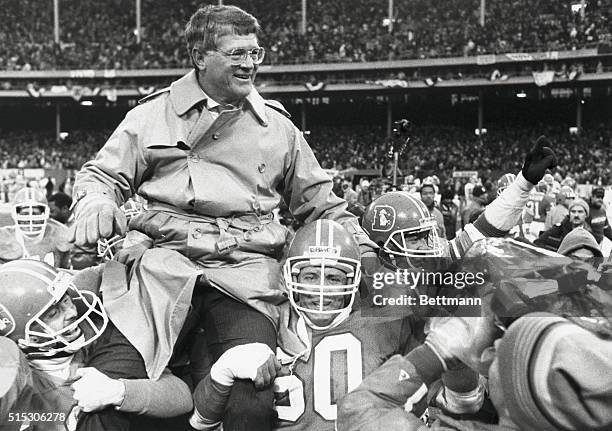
[191,47,207,71]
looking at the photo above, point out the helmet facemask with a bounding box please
[97,235,125,261]
[13,203,49,240]
[284,254,361,331]
[20,271,108,357]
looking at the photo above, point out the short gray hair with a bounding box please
[185,5,260,67]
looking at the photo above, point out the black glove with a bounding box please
[521,135,557,184]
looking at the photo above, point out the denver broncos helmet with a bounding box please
[283,219,361,330]
[362,192,443,264]
[0,260,108,357]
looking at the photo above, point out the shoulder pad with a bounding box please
[264,99,291,118]
[138,87,170,105]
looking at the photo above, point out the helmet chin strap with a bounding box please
[22,334,86,360]
[300,307,352,331]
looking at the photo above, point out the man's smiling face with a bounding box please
[200,33,259,106]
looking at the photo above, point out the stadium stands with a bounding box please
[0,0,609,69]
[1,123,609,186]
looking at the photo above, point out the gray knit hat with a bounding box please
[557,228,602,257]
[568,198,589,216]
[497,313,612,430]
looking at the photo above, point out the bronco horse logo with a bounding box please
[371,205,396,232]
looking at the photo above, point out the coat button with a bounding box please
[192,228,203,239]
[212,133,220,140]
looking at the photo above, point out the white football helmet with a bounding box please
[11,187,49,240]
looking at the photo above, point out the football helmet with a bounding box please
[0,260,108,357]
[496,173,516,196]
[283,219,361,330]
[536,180,548,193]
[96,198,145,261]
[11,187,49,240]
[542,173,554,187]
[362,192,443,264]
[97,235,124,260]
[560,185,576,199]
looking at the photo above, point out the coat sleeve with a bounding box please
[337,345,444,431]
[0,337,33,425]
[73,109,149,207]
[282,126,376,253]
[473,172,533,237]
[118,368,193,417]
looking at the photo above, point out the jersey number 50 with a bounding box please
[274,333,362,422]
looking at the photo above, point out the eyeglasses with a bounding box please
[211,47,265,65]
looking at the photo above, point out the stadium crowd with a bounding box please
[0,0,610,69]
[2,122,610,186]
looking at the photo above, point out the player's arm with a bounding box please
[282,125,377,255]
[71,367,192,417]
[339,316,497,431]
[337,346,440,431]
[189,343,280,430]
[449,138,557,260]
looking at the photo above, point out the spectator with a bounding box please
[545,185,574,229]
[461,184,486,228]
[535,198,592,251]
[356,179,373,208]
[557,227,602,262]
[48,191,73,224]
[439,188,460,240]
[420,183,446,239]
[342,179,358,205]
[588,186,612,244]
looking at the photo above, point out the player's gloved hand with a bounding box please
[70,195,126,247]
[71,367,125,412]
[425,315,499,371]
[521,135,557,185]
[211,343,281,389]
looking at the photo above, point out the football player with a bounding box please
[0,187,71,267]
[362,137,556,277]
[0,260,193,431]
[522,180,554,240]
[189,219,427,430]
